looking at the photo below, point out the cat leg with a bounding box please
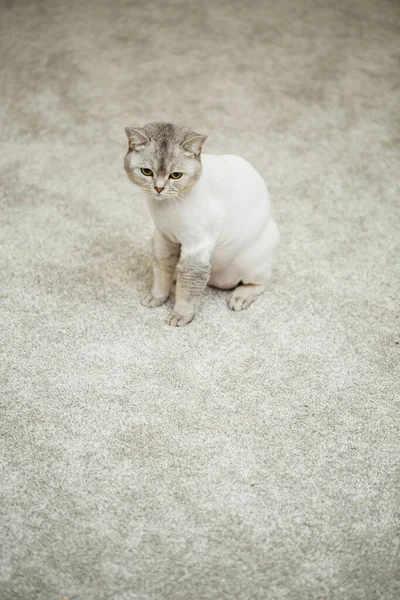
[229,252,274,311]
[229,281,267,311]
[208,266,240,290]
[167,245,212,326]
[141,230,180,308]
[229,218,278,311]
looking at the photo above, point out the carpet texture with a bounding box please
[1,0,399,598]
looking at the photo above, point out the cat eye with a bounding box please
[169,172,183,179]
[141,168,153,176]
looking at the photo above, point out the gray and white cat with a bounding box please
[124,122,279,326]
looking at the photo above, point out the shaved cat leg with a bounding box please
[229,282,268,311]
[141,230,180,308]
[229,218,278,311]
[229,263,273,311]
[208,265,240,290]
[167,246,212,327]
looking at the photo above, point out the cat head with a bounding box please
[124,122,207,200]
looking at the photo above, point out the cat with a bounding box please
[124,122,279,326]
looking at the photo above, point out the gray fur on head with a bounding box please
[124,122,207,199]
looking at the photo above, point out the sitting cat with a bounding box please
[124,122,279,326]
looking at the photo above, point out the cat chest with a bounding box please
[148,200,216,247]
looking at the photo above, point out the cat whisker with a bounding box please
[176,193,189,204]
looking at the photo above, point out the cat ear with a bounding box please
[181,132,207,156]
[125,127,149,151]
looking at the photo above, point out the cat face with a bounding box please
[124,122,207,200]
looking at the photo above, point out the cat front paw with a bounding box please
[141,292,168,308]
[166,311,194,327]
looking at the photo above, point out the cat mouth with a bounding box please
[151,190,165,199]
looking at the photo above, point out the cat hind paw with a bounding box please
[141,293,168,308]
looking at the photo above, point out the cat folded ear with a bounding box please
[181,132,208,156]
[125,127,150,152]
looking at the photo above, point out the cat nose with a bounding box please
[154,186,164,194]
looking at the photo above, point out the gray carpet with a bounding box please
[1,0,399,598]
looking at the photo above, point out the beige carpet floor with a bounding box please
[1,0,399,598]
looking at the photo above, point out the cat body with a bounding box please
[124,122,279,326]
[147,153,279,290]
